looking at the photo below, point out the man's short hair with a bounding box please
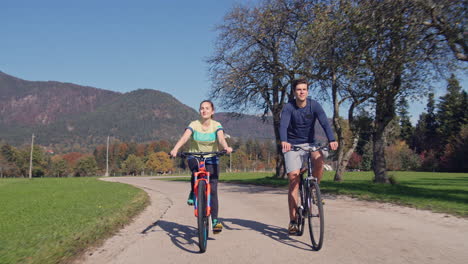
[292,78,308,91]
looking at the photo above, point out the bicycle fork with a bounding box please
[194,177,211,217]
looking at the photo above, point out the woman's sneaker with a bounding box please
[187,191,194,206]
[288,221,298,235]
[212,219,223,234]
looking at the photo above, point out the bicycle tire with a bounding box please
[197,180,209,253]
[307,181,324,250]
[296,181,305,236]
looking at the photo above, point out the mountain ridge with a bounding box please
[0,71,282,152]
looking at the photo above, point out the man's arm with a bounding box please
[313,101,337,148]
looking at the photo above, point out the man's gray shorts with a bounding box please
[284,143,311,174]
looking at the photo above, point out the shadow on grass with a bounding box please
[222,218,314,251]
[321,181,468,205]
[404,177,468,187]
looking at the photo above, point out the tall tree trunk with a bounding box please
[331,72,362,181]
[373,122,389,183]
[335,135,359,181]
[272,100,285,178]
[372,88,396,183]
[331,73,344,181]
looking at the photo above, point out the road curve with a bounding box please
[75,176,468,264]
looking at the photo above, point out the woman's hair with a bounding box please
[200,100,215,118]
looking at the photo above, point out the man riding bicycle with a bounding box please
[279,78,338,235]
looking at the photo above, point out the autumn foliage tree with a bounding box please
[146,152,173,174]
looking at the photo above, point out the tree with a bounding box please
[397,97,413,144]
[299,0,373,181]
[412,0,468,61]
[0,147,21,177]
[50,156,69,177]
[413,93,438,153]
[74,156,98,177]
[440,125,468,172]
[436,74,467,146]
[146,152,173,174]
[347,152,362,170]
[385,140,421,171]
[121,154,146,175]
[348,0,455,183]
[208,0,318,177]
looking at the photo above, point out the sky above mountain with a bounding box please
[1,0,466,124]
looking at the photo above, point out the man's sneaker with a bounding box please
[288,221,298,235]
[187,191,194,206]
[212,219,223,234]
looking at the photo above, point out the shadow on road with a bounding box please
[222,218,314,251]
[145,220,210,254]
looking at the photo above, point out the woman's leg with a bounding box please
[207,163,220,219]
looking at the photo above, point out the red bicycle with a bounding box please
[179,151,227,253]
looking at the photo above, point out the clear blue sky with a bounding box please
[1,0,465,124]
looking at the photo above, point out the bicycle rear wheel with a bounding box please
[197,180,209,253]
[307,181,324,250]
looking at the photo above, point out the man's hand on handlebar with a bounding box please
[329,141,338,151]
[282,141,291,152]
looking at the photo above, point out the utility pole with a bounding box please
[105,135,109,177]
[29,133,34,179]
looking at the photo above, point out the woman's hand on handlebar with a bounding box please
[224,147,233,154]
[169,149,178,158]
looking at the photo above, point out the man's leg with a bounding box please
[311,151,324,183]
[288,170,300,221]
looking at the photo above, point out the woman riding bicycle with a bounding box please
[170,100,233,233]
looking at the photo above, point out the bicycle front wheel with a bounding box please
[197,180,209,253]
[307,181,324,250]
[296,182,305,236]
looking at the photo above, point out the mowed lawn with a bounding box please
[0,177,148,264]
[166,171,468,217]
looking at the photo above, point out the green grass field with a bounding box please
[165,171,468,217]
[0,177,148,264]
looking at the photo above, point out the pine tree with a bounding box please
[437,74,466,146]
[397,97,413,145]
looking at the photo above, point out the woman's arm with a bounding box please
[169,129,193,157]
[216,130,233,154]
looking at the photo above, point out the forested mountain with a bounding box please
[1,72,300,152]
[0,71,120,125]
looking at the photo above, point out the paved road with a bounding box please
[76,177,468,264]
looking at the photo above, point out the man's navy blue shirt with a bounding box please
[279,98,335,145]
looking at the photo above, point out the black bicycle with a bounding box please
[293,144,328,251]
[179,151,227,253]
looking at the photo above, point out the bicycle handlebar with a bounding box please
[178,150,233,158]
[292,145,329,152]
